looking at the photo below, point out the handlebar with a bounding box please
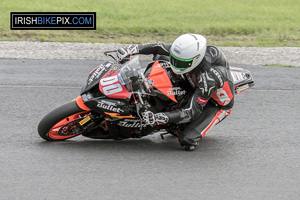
[104,50,118,62]
[104,50,130,64]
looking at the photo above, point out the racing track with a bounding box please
[0,59,299,200]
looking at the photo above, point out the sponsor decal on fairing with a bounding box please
[97,100,124,113]
[236,84,250,94]
[88,65,106,84]
[167,87,186,96]
[81,93,93,102]
[105,62,112,68]
[117,119,147,128]
[107,65,118,76]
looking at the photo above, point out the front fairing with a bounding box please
[80,57,191,115]
[79,56,146,116]
[80,61,115,94]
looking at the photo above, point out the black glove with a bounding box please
[116,45,139,63]
[142,111,169,125]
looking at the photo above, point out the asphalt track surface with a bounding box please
[0,58,299,200]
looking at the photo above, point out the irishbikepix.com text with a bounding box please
[11,12,96,30]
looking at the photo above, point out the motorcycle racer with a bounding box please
[117,34,235,151]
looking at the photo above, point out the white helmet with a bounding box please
[169,34,207,75]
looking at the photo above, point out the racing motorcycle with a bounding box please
[38,51,254,141]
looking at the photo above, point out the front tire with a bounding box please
[38,101,89,141]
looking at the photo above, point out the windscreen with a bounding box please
[118,56,142,86]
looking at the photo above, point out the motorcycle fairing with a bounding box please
[99,66,131,99]
[75,96,91,111]
[81,61,114,94]
[83,96,132,116]
[147,61,178,103]
[104,112,135,119]
[230,66,255,95]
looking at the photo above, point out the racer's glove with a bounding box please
[142,111,169,126]
[116,45,139,63]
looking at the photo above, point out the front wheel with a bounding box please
[38,101,90,141]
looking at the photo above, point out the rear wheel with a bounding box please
[38,101,90,141]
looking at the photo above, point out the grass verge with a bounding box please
[1,0,300,46]
[265,64,300,68]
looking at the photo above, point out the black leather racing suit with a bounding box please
[133,41,235,146]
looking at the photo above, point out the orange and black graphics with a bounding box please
[147,61,178,103]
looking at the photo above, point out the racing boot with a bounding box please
[181,141,199,151]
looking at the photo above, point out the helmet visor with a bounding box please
[170,52,194,71]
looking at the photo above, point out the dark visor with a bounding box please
[170,52,194,70]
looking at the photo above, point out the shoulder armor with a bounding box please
[205,46,227,67]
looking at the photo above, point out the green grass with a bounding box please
[1,0,300,46]
[265,64,300,68]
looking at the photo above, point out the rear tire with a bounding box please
[38,101,89,141]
